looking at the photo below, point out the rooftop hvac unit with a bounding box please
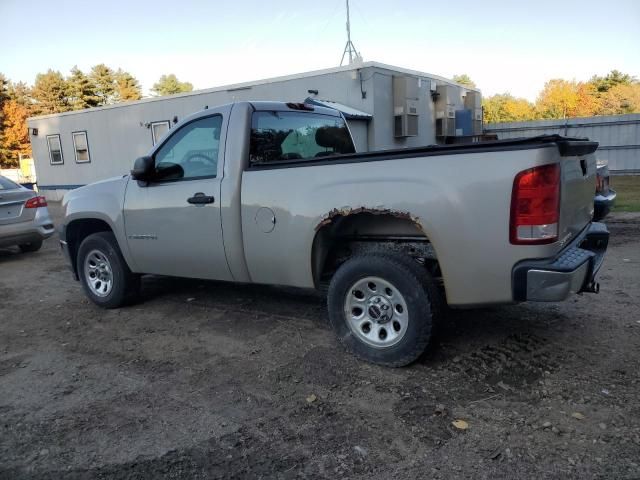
[393,76,419,137]
[434,85,459,138]
[435,107,456,137]
[464,90,483,134]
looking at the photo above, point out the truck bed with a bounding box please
[241,134,598,306]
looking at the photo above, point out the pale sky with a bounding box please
[1,0,639,101]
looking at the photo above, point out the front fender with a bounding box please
[62,175,138,271]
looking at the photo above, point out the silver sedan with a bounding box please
[0,175,55,252]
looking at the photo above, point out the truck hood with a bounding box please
[63,175,129,206]
[61,175,131,226]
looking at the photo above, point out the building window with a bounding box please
[151,121,171,145]
[46,134,64,165]
[72,131,91,163]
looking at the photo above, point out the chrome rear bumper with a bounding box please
[513,222,609,302]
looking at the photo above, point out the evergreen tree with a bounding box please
[67,66,99,110]
[90,64,116,105]
[114,69,142,102]
[589,70,636,93]
[151,74,193,96]
[0,73,8,108]
[7,81,33,109]
[31,70,70,115]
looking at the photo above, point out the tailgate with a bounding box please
[558,141,598,244]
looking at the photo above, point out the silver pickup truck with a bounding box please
[59,101,609,366]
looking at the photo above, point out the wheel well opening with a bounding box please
[312,212,441,289]
[66,219,113,277]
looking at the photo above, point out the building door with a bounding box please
[123,114,232,281]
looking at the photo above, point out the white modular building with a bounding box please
[27,61,482,200]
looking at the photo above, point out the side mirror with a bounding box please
[131,156,154,181]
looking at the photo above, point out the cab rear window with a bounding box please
[249,111,355,164]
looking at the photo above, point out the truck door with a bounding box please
[123,113,233,281]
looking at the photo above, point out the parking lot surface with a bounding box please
[1,203,639,479]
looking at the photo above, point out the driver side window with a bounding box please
[155,115,222,181]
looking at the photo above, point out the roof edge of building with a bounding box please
[27,60,479,123]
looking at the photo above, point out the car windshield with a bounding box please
[0,176,20,190]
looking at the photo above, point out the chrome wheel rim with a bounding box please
[344,276,409,348]
[84,249,113,297]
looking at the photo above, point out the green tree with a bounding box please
[31,69,70,115]
[114,69,142,101]
[90,64,116,105]
[0,73,8,108]
[482,94,536,123]
[7,81,33,109]
[452,74,476,88]
[151,74,193,96]
[67,66,99,110]
[589,70,636,93]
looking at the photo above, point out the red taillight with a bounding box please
[510,163,560,245]
[24,196,48,209]
[595,173,604,193]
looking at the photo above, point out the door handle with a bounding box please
[187,193,215,205]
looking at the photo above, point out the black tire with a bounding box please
[327,252,440,367]
[77,232,140,308]
[19,240,43,253]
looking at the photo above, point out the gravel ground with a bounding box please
[1,203,639,479]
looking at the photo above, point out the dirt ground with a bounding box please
[1,203,639,480]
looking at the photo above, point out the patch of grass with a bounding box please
[611,176,640,212]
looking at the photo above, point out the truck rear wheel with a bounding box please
[77,232,140,309]
[327,252,439,367]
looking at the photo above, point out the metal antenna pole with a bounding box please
[340,0,360,66]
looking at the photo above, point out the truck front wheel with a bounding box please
[77,232,140,309]
[327,252,439,367]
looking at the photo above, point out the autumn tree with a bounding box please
[31,70,71,115]
[90,64,116,105]
[596,83,640,115]
[453,74,476,88]
[0,100,31,167]
[114,69,142,102]
[483,94,536,123]
[67,66,99,110]
[574,82,601,117]
[0,74,8,126]
[151,74,193,96]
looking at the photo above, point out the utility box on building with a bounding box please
[434,84,457,138]
[393,76,419,137]
[464,91,483,135]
